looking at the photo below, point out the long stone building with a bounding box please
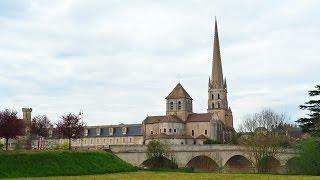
[1,19,235,150]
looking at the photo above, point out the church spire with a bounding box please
[211,17,224,88]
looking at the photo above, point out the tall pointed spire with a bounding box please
[211,17,224,88]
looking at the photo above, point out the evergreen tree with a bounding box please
[297,85,320,135]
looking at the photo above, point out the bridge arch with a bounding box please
[186,155,219,171]
[259,156,281,173]
[224,155,255,173]
[285,157,300,174]
[142,156,177,169]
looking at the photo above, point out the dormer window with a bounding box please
[109,128,114,135]
[122,127,127,135]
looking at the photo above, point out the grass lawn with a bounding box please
[13,171,320,180]
[0,150,137,179]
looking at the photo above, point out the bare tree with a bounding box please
[0,109,25,150]
[31,115,52,149]
[56,113,84,150]
[238,108,291,172]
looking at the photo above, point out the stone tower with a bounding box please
[207,18,233,127]
[22,108,32,135]
[166,83,193,121]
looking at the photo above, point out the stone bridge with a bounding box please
[110,145,296,173]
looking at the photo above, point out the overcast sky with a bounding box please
[0,0,319,129]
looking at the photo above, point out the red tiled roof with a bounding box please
[144,116,165,124]
[165,83,192,100]
[196,134,208,139]
[161,115,184,123]
[144,115,184,124]
[186,113,213,122]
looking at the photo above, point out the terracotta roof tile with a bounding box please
[161,115,184,123]
[186,113,213,122]
[196,134,208,139]
[165,83,192,100]
[144,116,165,124]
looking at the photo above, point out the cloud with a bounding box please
[0,0,319,128]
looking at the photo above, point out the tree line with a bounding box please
[0,111,84,151]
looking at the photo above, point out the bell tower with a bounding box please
[166,83,193,121]
[207,18,233,128]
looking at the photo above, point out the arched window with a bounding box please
[191,130,194,136]
[170,102,173,110]
[169,128,172,133]
[212,103,214,108]
[218,94,220,99]
[205,129,208,135]
[212,94,214,99]
[178,101,181,110]
[174,129,177,133]
[164,128,167,133]
[218,102,220,108]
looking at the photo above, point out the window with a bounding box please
[191,130,194,136]
[97,139,99,143]
[170,102,173,110]
[212,103,214,108]
[218,94,220,99]
[90,139,93,144]
[174,129,177,133]
[218,102,220,108]
[160,129,161,133]
[122,127,127,134]
[109,139,112,143]
[129,138,132,143]
[164,128,167,133]
[212,94,214,99]
[151,131,153,134]
[116,139,119,143]
[178,101,181,110]
[169,128,172,133]
[205,129,208,135]
[109,128,114,135]
[123,138,125,143]
[104,139,106,143]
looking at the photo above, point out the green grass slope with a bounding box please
[0,150,137,178]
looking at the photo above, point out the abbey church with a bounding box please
[143,19,235,145]
[1,19,235,150]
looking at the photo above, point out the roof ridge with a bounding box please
[165,83,193,100]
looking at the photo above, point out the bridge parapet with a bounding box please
[110,144,296,173]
